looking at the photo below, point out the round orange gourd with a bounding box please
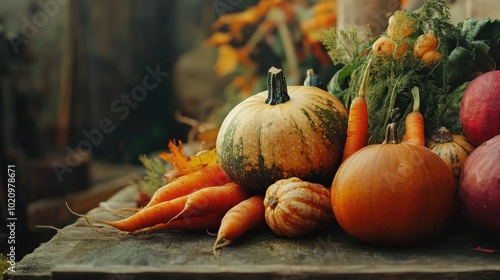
[413,33,439,58]
[387,11,415,40]
[331,123,456,246]
[426,127,475,185]
[216,67,348,195]
[264,177,334,237]
[372,36,409,57]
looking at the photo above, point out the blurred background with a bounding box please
[0,0,497,262]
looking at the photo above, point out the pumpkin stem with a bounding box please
[303,68,325,90]
[434,127,452,143]
[267,196,278,209]
[266,67,290,105]
[382,123,398,144]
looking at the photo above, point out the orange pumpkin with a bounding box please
[264,177,334,237]
[331,123,456,245]
[426,127,475,185]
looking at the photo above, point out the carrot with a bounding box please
[132,213,224,235]
[97,182,248,232]
[403,87,425,146]
[342,58,372,162]
[100,195,189,232]
[169,182,250,223]
[212,195,265,255]
[143,163,231,209]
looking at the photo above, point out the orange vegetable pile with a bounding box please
[71,0,499,253]
[76,68,342,253]
[76,142,267,254]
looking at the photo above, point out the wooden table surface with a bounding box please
[6,185,500,280]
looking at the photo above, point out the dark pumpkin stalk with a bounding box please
[303,69,326,90]
[382,123,398,144]
[266,67,290,105]
[267,195,278,209]
[434,127,452,143]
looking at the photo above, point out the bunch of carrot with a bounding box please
[81,163,265,255]
[342,60,425,162]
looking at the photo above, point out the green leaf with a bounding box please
[470,40,496,72]
[327,64,354,104]
[434,82,470,134]
[458,18,500,69]
[458,18,500,43]
[447,46,474,86]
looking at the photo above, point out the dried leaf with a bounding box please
[212,0,280,41]
[301,0,337,43]
[159,140,218,182]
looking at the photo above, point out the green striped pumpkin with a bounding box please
[216,67,348,194]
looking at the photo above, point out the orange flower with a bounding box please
[212,0,288,41]
[301,0,337,42]
[204,32,233,46]
[215,44,239,77]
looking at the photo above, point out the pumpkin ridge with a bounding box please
[288,109,313,169]
[276,215,302,236]
[320,99,348,141]
[265,209,286,236]
[257,109,286,185]
[454,141,474,156]
[284,190,331,216]
[217,120,240,178]
[280,198,325,222]
[277,203,316,234]
[257,110,265,173]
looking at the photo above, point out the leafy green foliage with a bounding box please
[321,25,371,66]
[1,254,10,276]
[137,154,167,196]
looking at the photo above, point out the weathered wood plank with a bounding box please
[6,186,500,280]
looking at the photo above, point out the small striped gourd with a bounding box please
[264,177,334,237]
[426,127,475,185]
[216,67,348,195]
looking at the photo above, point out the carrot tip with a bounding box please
[167,207,188,224]
[211,238,232,256]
